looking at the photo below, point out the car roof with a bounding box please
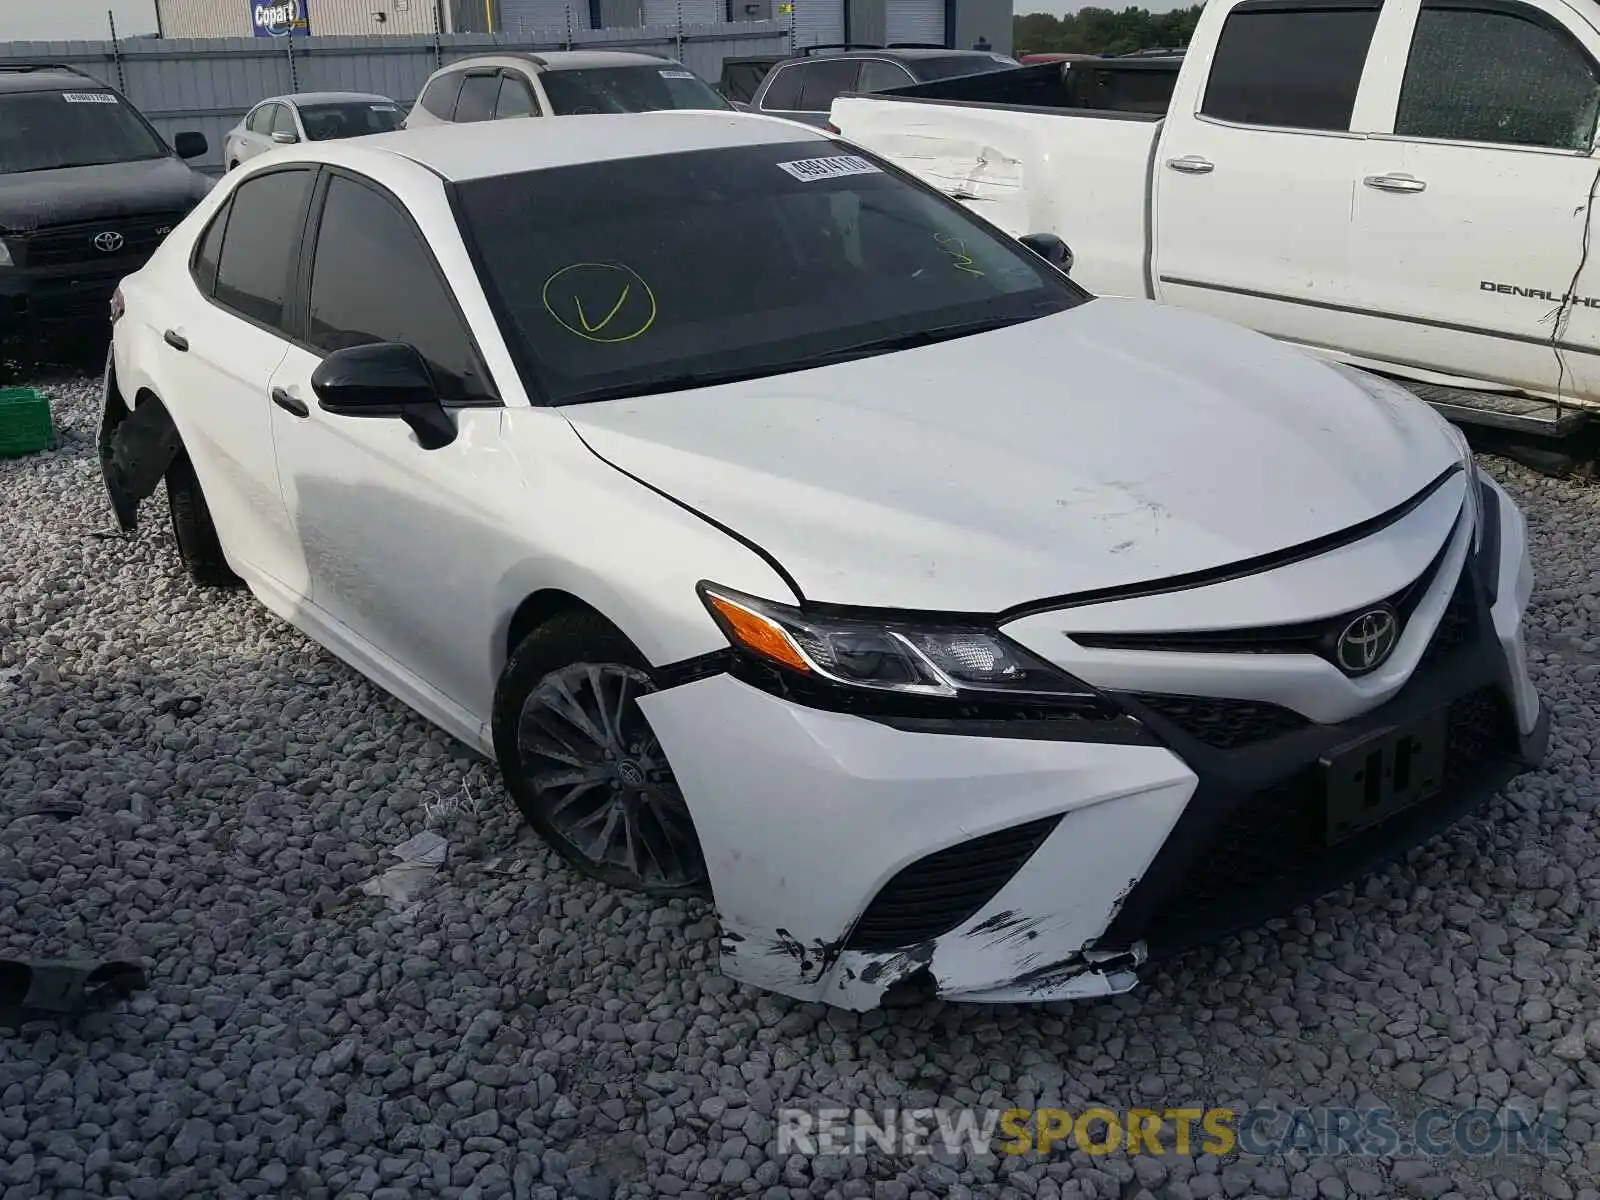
[434,50,676,74]
[0,65,110,94]
[268,91,396,106]
[294,110,828,182]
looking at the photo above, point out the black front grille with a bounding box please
[18,212,185,268]
[1138,686,1516,951]
[1417,568,1476,669]
[1134,694,1309,750]
[844,815,1061,953]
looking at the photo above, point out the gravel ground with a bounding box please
[1,372,1598,1200]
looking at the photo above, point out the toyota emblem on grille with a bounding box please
[1336,606,1400,674]
[93,231,125,253]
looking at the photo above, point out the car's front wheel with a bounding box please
[493,610,708,897]
[166,449,241,588]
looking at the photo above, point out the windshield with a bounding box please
[914,54,1019,80]
[298,100,404,140]
[0,91,167,173]
[538,65,731,114]
[454,141,1086,405]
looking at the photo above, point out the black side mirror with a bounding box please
[173,131,208,160]
[310,342,457,450]
[1020,231,1074,274]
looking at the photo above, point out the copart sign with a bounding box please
[251,0,310,36]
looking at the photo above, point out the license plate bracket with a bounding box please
[1321,711,1448,845]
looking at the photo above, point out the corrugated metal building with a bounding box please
[156,0,462,37]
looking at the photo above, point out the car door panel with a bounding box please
[270,171,507,719]
[1347,0,1600,397]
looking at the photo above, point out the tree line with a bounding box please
[1013,5,1204,56]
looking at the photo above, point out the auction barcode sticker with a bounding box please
[659,69,696,79]
[777,155,881,182]
[62,92,119,103]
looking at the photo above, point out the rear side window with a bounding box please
[246,105,272,133]
[797,59,860,111]
[191,200,230,296]
[418,71,465,117]
[758,63,805,109]
[1201,3,1380,132]
[1395,2,1600,150]
[454,74,500,122]
[212,168,314,331]
[496,74,539,118]
[859,60,917,92]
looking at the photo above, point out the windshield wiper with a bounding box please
[558,314,1044,405]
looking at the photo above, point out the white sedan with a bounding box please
[98,112,1548,1010]
[223,91,403,170]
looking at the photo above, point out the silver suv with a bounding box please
[403,51,730,124]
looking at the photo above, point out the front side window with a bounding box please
[495,74,539,118]
[454,74,500,122]
[859,60,917,92]
[271,105,299,138]
[537,66,730,115]
[757,63,806,110]
[418,72,465,117]
[307,175,487,400]
[213,168,314,331]
[454,141,1086,406]
[299,101,404,140]
[1200,3,1380,132]
[0,90,167,174]
[912,54,1020,81]
[1395,3,1600,150]
[246,104,273,133]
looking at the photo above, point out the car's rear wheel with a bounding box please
[493,610,708,897]
[166,449,242,588]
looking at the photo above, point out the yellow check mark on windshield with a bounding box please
[575,285,630,334]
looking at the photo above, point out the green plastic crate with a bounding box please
[0,387,53,458]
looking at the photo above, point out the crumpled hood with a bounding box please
[564,298,1463,613]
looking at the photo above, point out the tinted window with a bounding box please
[758,63,805,109]
[299,100,405,140]
[796,59,859,110]
[419,72,465,117]
[912,54,1018,81]
[456,142,1084,406]
[1201,6,1380,131]
[271,105,299,137]
[538,66,730,115]
[307,176,486,400]
[495,74,539,118]
[246,104,273,133]
[0,91,167,174]
[454,74,500,122]
[191,199,230,296]
[1395,4,1600,150]
[213,169,313,330]
[859,60,917,92]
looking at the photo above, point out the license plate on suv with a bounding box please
[1321,711,1448,845]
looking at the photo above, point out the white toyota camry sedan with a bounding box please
[98,112,1547,1010]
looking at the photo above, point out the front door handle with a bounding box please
[1364,172,1427,193]
[163,329,188,352]
[270,386,309,418]
[1166,155,1215,175]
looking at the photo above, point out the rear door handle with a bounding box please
[1166,155,1214,175]
[270,386,309,418]
[1364,172,1426,193]
[163,329,188,352]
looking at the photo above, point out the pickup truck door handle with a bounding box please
[270,387,309,418]
[163,329,188,352]
[1364,172,1427,193]
[1166,155,1215,175]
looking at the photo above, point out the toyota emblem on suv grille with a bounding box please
[94,231,125,253]
[1336,606,1400,674]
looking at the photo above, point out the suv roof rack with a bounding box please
[799,42,884,55]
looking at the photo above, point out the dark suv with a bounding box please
[746,44,1018,127]
[0,64,211,346]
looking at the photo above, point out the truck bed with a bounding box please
[871,56,1181,115]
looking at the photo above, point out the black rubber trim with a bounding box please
[653,648,735,689]
[999,464,1463,621]
[1477,478,1502,610]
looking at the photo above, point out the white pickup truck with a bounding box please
[832,0,1600,441]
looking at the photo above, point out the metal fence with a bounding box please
[0,21,792,175]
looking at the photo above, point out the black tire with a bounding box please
[165,449,242,587]
[492,609,709,898]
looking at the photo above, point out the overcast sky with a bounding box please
[4,0,1188,39]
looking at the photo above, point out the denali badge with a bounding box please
[93,231,125,253]
[1336,607,1400,675]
